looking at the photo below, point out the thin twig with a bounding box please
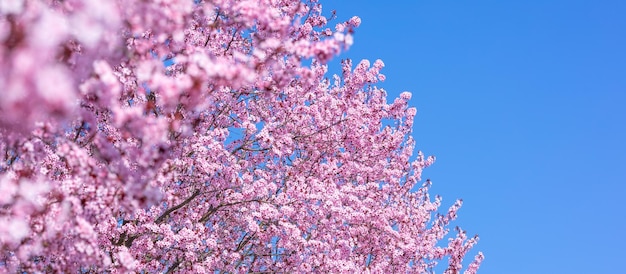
[155,189,201,224]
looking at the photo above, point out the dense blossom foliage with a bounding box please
[0,0,482,272]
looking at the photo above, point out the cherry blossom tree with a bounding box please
[0,0,482,272]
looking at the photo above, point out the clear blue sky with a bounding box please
[324,1,626,273]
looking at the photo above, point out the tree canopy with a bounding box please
[0,0,482,272]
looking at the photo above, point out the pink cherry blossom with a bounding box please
[0,0,481,273]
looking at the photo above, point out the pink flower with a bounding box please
[0,0,25,15]
[400,91,412,100]
[18,178,49,205]
[76,217,95,239]
[0,175,18,204]
[7,218,30,242]
[348,16,362,27]
[117,248,138,270]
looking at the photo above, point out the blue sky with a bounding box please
[324,1,626,273]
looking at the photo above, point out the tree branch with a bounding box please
[156,189,201,224]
